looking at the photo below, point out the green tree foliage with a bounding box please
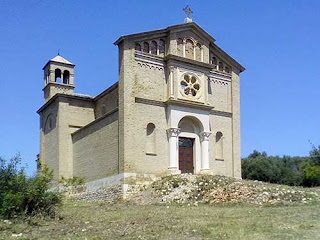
[242,150,305,186]
[300,144,320,187]
[0,155,61,219]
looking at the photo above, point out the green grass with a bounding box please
[1,201,320,239]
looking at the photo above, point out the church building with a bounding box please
[37,16,245,189]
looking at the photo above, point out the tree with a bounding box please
[0,155,61,219]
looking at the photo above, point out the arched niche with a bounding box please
[146,123,156,155]
[178,116,203,135]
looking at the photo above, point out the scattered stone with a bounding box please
[12,233,23,238]
[129,174,320,206]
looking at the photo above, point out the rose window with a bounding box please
[180,74,200,97]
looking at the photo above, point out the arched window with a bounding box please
[177,38,183,57]
[135,43,141,51]
[195,43,201,62]
[101,104,106,116]
[150,41,157,55]
[218,62,224,72]
[185,39,194,59]
[225,66,230,73]
[55,69,62,83]
[212,57,217,68]
[44,114,54,134]
[143,42,149,53]
[215,132,223,159]
[146,123,156,155]
[159,39,165,55]
[63,70,70,84]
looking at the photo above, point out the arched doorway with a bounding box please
[178,117,203,174]
[179,137,194,173]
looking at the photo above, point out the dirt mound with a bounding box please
[129,174,320,205]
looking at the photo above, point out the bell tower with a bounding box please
[42,55,75,102]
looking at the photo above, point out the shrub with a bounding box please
[0,155,61,219]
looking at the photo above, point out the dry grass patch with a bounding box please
[1,201,320,239]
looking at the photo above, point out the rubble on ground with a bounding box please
[129,174,320,205]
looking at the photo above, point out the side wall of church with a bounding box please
[40,102,59,182]
[72,111,119,182]
[231,71,241,178]
[57,97,95,179]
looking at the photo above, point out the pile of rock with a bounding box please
[72,185,122,202]
[130,174,320,205]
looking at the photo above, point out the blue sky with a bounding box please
[1,0,320,175]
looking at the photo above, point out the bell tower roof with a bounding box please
[51,55,74,65]
[42,55,75,70]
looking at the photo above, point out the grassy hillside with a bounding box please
[1,175,320,239]
[1,202,320,239]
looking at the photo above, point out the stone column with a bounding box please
[201,47,204,62]
[169,66,174,99]
[200,132,211,173]
[167,128,181,174]
[183,39,186,58]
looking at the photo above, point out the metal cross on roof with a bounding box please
[183,5,193,18]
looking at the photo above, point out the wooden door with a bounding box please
[179,137,194,174]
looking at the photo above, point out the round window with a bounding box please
[180,74,201,98]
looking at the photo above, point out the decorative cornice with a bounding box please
[37,93,94,114]
[42,82,75,92]
[208,71,232,82]
[165,99,214,111]
[210,44,245,72]
[135,98,232,118]
[135,51,164,65]
[211,79,229,85]
[210,110,232,118]
[135,97,165,107]
[137,62,164,71]
[114,22,215,45]
[164,54,213,71]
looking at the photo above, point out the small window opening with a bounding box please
[225,66,230,73]
[185,39,194,59]
[143,42,149,53]
[159,39,165,55]
[55,69,62,83]
[218,62,224,71]
[63,70,70,84]
[135,43,141,51]
[150,41,157,55]
[212,57,217,67]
